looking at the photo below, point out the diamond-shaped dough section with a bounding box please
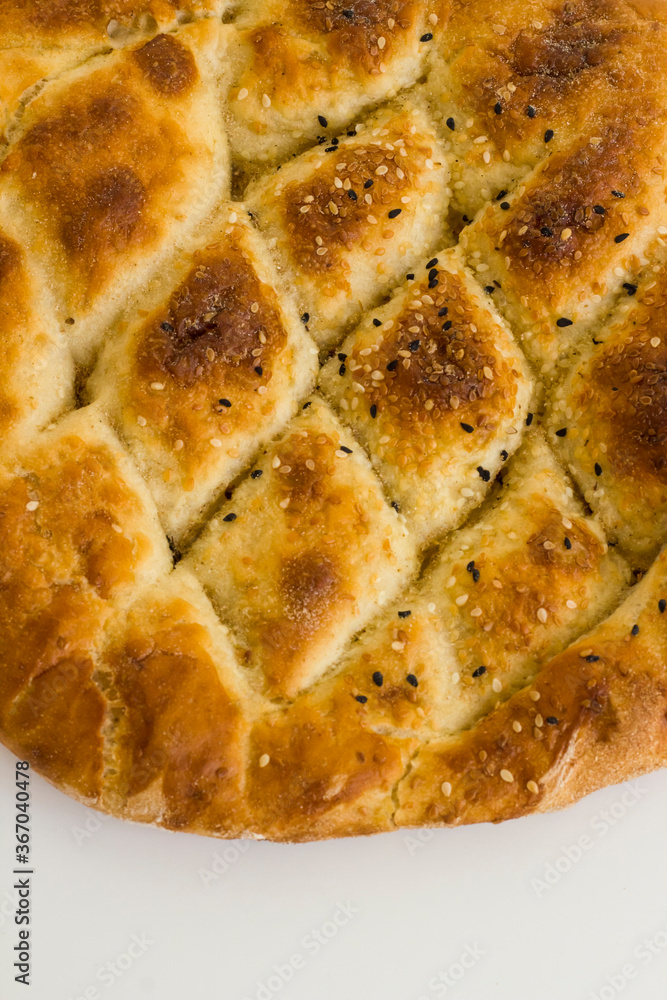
[99,567,253,835]
[245,101,450,350]
[187,397,416,700]
[0,21,227,362]
[247,679,417,841]
[426,0,667,221]
[395,538,667,830]
[548,249,667,567]
[89,206,317,543]
[224,0,440,165]
[329,431,629,738]
[319,246,532,542]
[0,226,73,455]
[0,405,171,800]
[463,106,667,371]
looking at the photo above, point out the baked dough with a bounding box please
[1,0,667,842]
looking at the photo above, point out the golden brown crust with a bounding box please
[2,0,667,843]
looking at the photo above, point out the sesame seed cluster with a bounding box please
[1,0,667,840]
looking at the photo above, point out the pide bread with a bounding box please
[1,0,667,841]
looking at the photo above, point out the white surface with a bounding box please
[1,743,666,1000]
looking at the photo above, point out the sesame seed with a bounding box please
[391,641,404,651]
[25,500,39,512]
[262,93,271,107]
[500,769,514,782]
[259,754,270,767]
[237,88,248,101]
[455,594,469,606]
[651,337,661,347]
[137,415,146,426]
[441,781,452,797]
[492,678,502,692]
[560,228,572,240]
[527,780,539,794]
[210,438,222,448]
[335,449,349,458]
[537,608,548,623]
[529,690,541,701]
[513,721,522,732]
[566,600,577,609]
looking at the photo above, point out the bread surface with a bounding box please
[1,0,667,841]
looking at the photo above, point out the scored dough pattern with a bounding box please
[1,0,667,841]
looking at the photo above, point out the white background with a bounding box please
[1,743,666,1000]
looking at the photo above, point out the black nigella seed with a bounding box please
[494,102,502,114]
[406,273,415,280]
[331,138,339,145]
[348,189,357,201]
[161,321,174,332]
[355,694,368,703]
[438,307,448,316]
[556,317,573,328]
[318,114,328,127]
[501,449,508,460]
[251,469,263,479]
[429,278,439,288]
[340,445,353,454]
[526,105,536,117]
[398,610,411,619]
[477,465,490,482]
[372,671,383,686]
[500,201,510,210]
[219,398,232,407]
[472,568,480,583]
[324,146,336,152]
[544,129,554,142]
[631,624,640,636]
[420,32,433,41]
[594,205,605,215]
[254,366,263,376]
[426,258,439,268]
[386,359,399,371]
[370,404,377,418]
[564,537,572,549]
[472,666,486,678]
[623,282,637,295]
[446,117,456,130]
[443,320,452,331]
[460,422,474,433]
[541,226,553,237]
[526,412,533,426]
[342,8,353,16]
[545,716,559,725]
[584,654,600,662]
[223,513,237,522]
[302,400,311,409]
[429,267,438,280]
[373,318,382,326]
[555,427,567,437]
[659,599,666,613]
[406,674,419,687]
[391,500,400,511]
[485,285,494,293]
[338,352,347,361]
[364,179,374,188]
[614,233,630,243]
[466,560,475,572]
[347,130,355,136]
[594,462,602,476]
[388,208,401,219]
[611,190,625,198]
[301,312,310,323]
[339,363,346,375]
[496,190,508,201]
[408,339,420,352]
